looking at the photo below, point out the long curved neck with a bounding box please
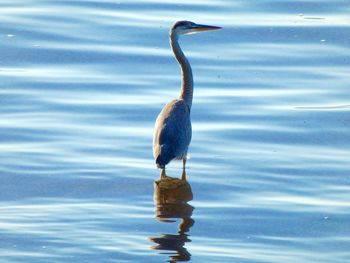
[170,32,193,109]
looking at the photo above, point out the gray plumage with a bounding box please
[153,99,191,168]
[153,21,221,180]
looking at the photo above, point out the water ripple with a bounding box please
[1,0,349,262]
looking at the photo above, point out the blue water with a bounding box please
[1,0,349,262]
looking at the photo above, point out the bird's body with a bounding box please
[153,21,221,180]
[153,99,191,168]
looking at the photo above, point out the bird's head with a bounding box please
[171,20,222,36]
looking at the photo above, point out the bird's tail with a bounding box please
[155,144,174,169]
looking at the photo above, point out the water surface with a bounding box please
[1,0,349,262]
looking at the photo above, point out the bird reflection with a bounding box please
[149,176,194,262]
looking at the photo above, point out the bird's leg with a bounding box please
[181,158,187,181]
[160,168,168,180]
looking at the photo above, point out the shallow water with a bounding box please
[1,0,349,262]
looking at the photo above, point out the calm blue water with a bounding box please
[1,1,349,262]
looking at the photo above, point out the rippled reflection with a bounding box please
[149,177,194,262]
[1,0,349,262]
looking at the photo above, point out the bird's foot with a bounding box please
[160,169,171,180]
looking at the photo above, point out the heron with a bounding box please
[153,21,221,180]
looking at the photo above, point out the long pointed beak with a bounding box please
[193,24,222,32]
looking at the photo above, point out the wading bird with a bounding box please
[153,21,221,180]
